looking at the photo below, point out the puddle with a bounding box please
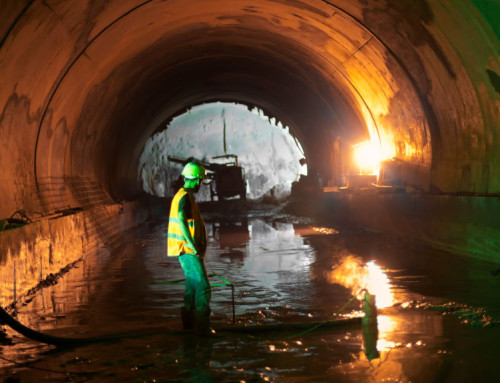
[1,203,500,382]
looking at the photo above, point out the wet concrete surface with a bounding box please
[1,202,500,382]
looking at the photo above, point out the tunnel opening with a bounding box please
[2,1,500,380]
[138,101,307,202]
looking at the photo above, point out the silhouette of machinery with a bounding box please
[168,155,246,201]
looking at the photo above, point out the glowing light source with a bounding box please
[365,261,393,308]
[326,255,393,309]
[352,141,380,175]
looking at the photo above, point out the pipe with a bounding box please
[361,290,380,360]
[0,305,104,346]
[217,317,362,334]
[0,306,170,347]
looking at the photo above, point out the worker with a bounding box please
[167,161,211,335]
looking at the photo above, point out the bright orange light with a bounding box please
[326,256,393,309]
[376,315,398,350]
[312,227,338,235]
[364,261,393,308]
[352,141,380,175]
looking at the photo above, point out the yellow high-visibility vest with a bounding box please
[167,188,206,256]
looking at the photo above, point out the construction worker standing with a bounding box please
[167,162,211,335]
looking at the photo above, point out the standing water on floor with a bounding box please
[1,202,500,382]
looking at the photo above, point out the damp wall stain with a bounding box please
[0,201,147,308]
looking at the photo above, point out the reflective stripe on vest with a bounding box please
[167,188,206,256]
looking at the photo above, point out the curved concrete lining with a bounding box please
[0,0,499,218]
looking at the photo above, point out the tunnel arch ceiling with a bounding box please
[0,0,498,217]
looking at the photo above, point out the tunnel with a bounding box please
[1,0,500,381]
[1,0,500,248]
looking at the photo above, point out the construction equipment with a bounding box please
[168,155,246,201]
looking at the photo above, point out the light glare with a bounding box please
[352,140,380,175]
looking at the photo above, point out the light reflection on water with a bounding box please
[243,219,314,292]
[1,206,500,382]
[376,315,398,351]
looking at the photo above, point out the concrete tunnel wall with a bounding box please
[0,1,499,256]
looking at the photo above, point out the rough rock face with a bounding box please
[138,103,306,200]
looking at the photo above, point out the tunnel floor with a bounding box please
[1,202,500,382]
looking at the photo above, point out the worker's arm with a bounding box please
[178,208,197,254]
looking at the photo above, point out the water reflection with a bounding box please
[243,219,314,292]
[208,215,423,371]
[216,221,249,249]
[325,255,394,309]
[212,220,249,262]
[376,315,398,351]
[2,206,500,382]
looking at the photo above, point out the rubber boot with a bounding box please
[181,307,195,330]
[194,309,211,336]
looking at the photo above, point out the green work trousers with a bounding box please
[178,253,211,314]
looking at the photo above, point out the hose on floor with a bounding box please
[286,294,359,339]
[0,305,108,346]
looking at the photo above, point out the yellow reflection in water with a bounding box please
[312,227,339,235]
[376,315,398,351]
[365,261,393,308]
[327,256,393,309]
